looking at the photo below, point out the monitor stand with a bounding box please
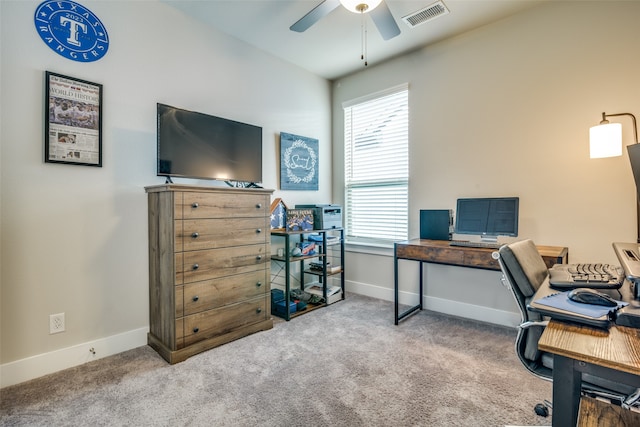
[480,235,498,244]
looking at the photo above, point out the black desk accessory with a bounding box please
[419,209,452,240]
[548,263,623,290]
[568,288,618,307]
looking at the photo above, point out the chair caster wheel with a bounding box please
[534,403,549,417]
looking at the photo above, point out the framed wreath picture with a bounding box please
[280,132,318,191]
[45,71,102,167]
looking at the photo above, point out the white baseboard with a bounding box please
[2,281,520,388]
[346,280,520,328]
[0,327,148,388]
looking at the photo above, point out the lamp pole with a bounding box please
[602,113,640,243]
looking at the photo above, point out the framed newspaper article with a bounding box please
[45,71,102,167]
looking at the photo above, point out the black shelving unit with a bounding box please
[270,228,344,320]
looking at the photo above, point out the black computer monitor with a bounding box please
[454,197,519,243]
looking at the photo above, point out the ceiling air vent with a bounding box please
[402,1,450,28]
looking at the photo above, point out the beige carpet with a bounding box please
[0,294,552,426]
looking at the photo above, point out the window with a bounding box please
[343,84,409,246]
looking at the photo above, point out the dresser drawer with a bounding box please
[181,296,269,347]
[176,244,267,284]
[177,192,268,220]
[179,269,268,317]
[176,217,269,252]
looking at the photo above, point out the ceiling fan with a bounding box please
[290,0,401,41]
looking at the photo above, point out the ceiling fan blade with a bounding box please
[369,1,401,40]
[290,0,341,33]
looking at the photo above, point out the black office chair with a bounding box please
[495,239,640,413]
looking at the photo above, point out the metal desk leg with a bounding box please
[394,244,399,325]
[419,260,423,310]
[394,246,424,324]
[552,355,581,427]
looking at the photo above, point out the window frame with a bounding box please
[342,84,409,247]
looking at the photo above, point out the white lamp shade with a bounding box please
[590,122,622,158]
[340,0,383,13]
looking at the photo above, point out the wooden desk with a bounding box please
[580,396,640,426]
[538,320,640,426]
[394,239,568,324]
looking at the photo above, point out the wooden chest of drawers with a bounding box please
[145,184,274,364]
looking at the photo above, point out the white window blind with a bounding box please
[343,85,409,245]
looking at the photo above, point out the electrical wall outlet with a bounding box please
[49,313,65,334]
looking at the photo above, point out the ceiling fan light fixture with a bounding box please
[340,0,382,14]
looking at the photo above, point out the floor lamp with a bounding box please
[590,112,640,242]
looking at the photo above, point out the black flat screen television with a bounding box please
[454,197,519,242]
[157,103,262,184]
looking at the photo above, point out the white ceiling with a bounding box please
[163,0,547,80]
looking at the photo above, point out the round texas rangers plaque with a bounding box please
[34,0,109,62]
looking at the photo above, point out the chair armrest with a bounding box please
[519,320,549,330]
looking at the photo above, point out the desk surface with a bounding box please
[395,239,568,270]
[538,318,640,426]
[539,320,640,378]
[535,284,640,427]
[393,239,568,324]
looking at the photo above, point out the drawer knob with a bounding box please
[191,232,199,239]
[256,281,262,287]
[192,202,199,209]
[256,308,262,314]
[256,255,262,261]
[256,228,262,234]
[192,295,199,302]
[193,327,199,333]
[192,263,199,270]
[256,203,262,209]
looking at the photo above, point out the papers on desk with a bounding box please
[531,291,628,328]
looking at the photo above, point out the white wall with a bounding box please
[4,0,640,388]
[333,1,640,325]
[0,0,332,386]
